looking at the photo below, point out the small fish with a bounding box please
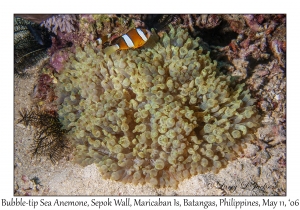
[103,28,152,56]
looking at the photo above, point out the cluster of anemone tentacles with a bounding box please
[55,25,259,188]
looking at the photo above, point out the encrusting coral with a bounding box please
[55,25,259,188]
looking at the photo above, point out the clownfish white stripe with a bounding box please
[96,38,103,45]
[137,28,148,41]
[122,34,135,48]
[96,34,112,45]
[103,28,152,55]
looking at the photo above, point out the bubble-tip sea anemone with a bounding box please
[55,25,259,188]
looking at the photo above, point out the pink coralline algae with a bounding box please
[170,14,285,80]
[210,14,286,79]
[50,50,69,73]
[41,15,78,35]
[32,74,53,101]
[270,39,286,67]
[243,15,264,32]
[30,70,59,115]
[177,14,221,36]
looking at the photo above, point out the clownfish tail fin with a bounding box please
[103,44,119,56]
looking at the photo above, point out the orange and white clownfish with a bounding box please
[103,28,152,56]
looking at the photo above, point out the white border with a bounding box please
[2,1,297,209]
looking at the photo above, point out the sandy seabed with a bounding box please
[13,65,286,196]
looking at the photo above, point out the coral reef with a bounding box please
[41,15,78,35]
[78,14,176,49]
[45,14,176,66]
[247,60,286,165]
[178,15,222,35]
[202,15,286,170]
[196,15,286,177]
[55,25,259,188]
[46,14,175,74]
[175,15,286,80]
[211,15,286,79]
[75,14,140,52]
[91,14,141,39]
[14,17,52,76]
[41,15,81,61]
[18,108,69,163]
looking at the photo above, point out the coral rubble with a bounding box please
[178,14,222,35]
[176,15,286,80]
[55,25,259,188]
[212,15,286,79]
[247,60,286,165]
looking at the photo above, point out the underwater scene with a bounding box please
[14,14,286,195]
